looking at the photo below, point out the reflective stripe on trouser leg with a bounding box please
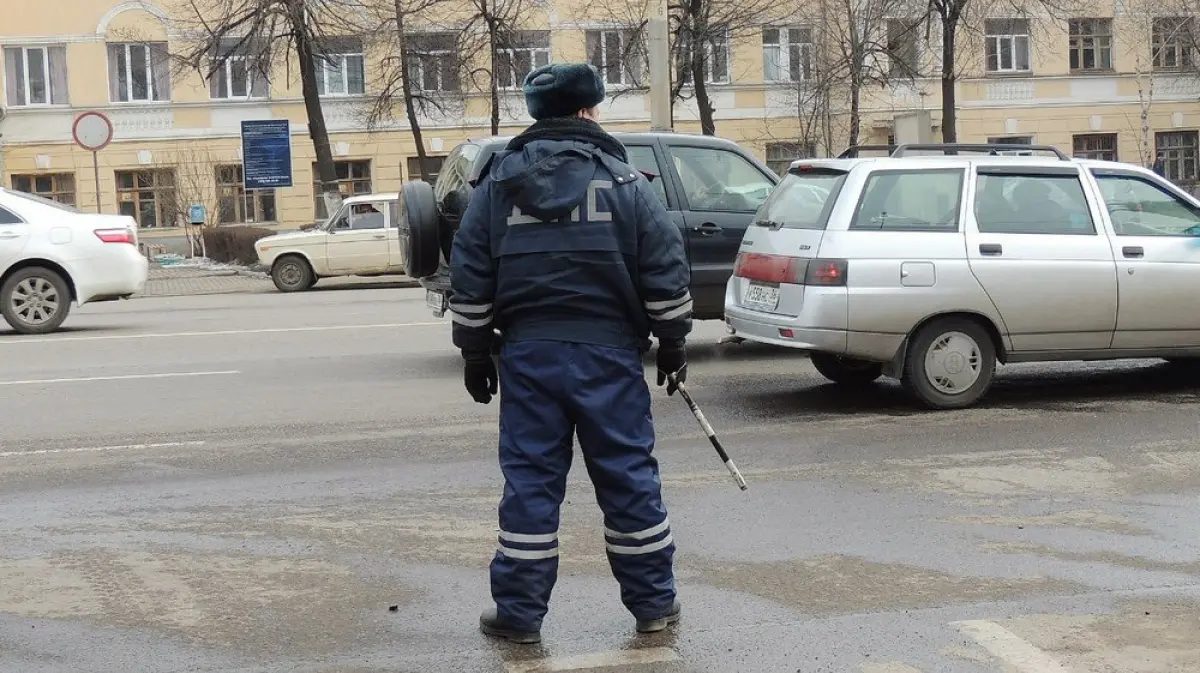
[490,341,574,632]
[568,342,677,621]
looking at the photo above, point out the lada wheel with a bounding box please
[272,255,315,292]
[901,318,996,410]
[1,267,72,335]
[809,352,883,386]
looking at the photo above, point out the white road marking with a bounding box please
[0,441,206,458]
[0,371,240,386]
[0,322,444,345]
[504,647,679,673]
[953,620,1073,673]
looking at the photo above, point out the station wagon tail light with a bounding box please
[734,253,848,286]
[94,228,135,245]
[806,259,848,286]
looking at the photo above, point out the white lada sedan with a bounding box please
[0,187,148,335]
[254,193,404,292]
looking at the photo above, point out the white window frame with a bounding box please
[763,26,814,83]
[586,29,642,87]
[679,26,731,85]
[315,51,365,97]
[7,46,54,107]
[985,19,1032,73]
[211,54,267,99]
[407,34,458,92]
[1152,17,1194,71]
[1068,18,1113,71]
[497,33,551,90]
[110,43,164,102]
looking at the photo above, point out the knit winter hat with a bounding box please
[522,63,606,120]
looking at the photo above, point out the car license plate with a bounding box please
[743,282,780,312]
[426,289,447,317]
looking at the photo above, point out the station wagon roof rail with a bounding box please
[836,143,1070,161]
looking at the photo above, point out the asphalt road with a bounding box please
[2,287,1200,673]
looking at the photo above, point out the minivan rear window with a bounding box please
[753,169,846,230]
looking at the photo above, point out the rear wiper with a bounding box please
[754,219,784,230]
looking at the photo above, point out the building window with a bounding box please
[1152,17,1194,71]
[407,33,460,92]
[679,26,731,84]
[1068,19,1113,71]
[313,160,372,219]
[763,27,813,82]
[496,31,551,89]
[1072,133,1117,161]
[314,37,365,96]
[406,155,446,182]
[985,19,1031,73]
[209,38,269,99]
[887,19,921,78]
[765,142,816,175]
[586,29,644,86]
[1155,131,1198,183]
[116,169,177,228]
[216,165,278,224]
[107,42,171,102]
[2,45,69,106]
[11,173,76,205]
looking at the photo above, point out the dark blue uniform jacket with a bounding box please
[449,134,693,355]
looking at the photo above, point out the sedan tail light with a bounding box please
[95,228,136,245]
[734,253,848,286]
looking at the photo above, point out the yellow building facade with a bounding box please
[1,0,1198,236]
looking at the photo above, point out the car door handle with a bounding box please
[372,234,386,240]
[1122,245,1144,258]
[979,243,1003,256]
[0,231,19,240]
[691,222,723,236]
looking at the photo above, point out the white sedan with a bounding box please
[254,193,405,292]
[0,187,148,335]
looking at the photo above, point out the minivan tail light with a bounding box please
[95,228,135,245]
[734,253,804,284]
[806,259,848,286]
[734,253,848,286]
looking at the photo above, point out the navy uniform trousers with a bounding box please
[491,338,676,631]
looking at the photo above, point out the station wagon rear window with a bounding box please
[753,169,846,230]
[850,168,964,231]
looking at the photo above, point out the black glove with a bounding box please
[655,341,687,396]
[463,351,498,404]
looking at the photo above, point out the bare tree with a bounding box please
[151,146,236,257]
[572,0,786,135]
[362,0,460,182]
[166,0,369,216]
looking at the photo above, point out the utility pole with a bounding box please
[646,0,672,131]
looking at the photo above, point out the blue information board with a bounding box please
[241,120,293,189]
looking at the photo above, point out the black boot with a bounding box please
[635,600,682,634]
[479,607,541,644]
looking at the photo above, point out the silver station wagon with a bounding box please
[724,143,1200,410]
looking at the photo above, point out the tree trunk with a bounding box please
[485,5,501,136]
[394,0,431,182]
[294,12,341,218]
[688,3,716,135]
[940,17,958,143]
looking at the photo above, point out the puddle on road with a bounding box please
[680,553,1083,616]
[0,549,411,659]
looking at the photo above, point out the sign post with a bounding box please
[72,111,114,213]
[240,120,293,191]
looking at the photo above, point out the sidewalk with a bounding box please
[138,263,421,298]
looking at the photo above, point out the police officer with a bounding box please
[448,62,692,644]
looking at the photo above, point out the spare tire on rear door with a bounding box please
[398,180,441,279]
